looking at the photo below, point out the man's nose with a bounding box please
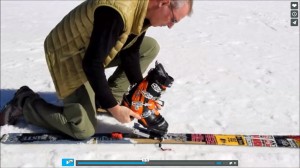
[167,22,174,29]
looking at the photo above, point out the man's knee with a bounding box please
[141,36,160,59]
[147,37,160,57]
[73,127,95,140]
[64,103,96,140]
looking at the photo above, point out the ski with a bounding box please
[1,128,299,148]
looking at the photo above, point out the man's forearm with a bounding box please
[82,7,123,109]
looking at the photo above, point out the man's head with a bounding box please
[146,0,193,28]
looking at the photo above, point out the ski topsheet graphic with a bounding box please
[1,132,299,148]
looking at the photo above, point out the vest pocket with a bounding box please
[59,48,87,92]
[59,48,85,62]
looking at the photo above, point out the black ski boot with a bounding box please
[0,86,38,126]
[122,62,174,136]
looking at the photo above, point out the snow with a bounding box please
[1,1,299,168]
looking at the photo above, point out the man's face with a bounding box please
[149,2,190,28]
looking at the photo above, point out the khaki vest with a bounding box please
[44,0,149,99]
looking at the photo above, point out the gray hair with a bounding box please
[170,0,193,16]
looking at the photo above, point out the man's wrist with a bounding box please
[107,104,120,114]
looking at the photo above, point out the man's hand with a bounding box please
[108,105,141,123]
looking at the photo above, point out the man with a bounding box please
[0,0,193,139]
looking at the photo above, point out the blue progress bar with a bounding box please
[77,161,146,165]
[76,160,239,166]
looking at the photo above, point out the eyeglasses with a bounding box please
[169,4,178,24]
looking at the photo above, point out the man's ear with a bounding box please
[158,0,171,8]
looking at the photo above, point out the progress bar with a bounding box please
[76,160,238,166]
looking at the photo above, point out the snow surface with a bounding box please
[1,1,299,168]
